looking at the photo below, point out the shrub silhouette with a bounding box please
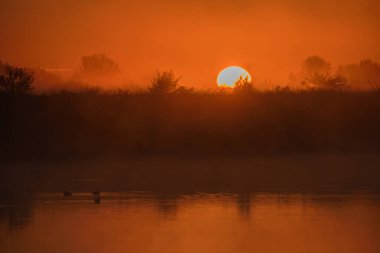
[233,76,254,93]
[303,72,347,90]
[32,68,63,92]
[0,63,34,94]
[149,71,181,94]
[175,86,194,94]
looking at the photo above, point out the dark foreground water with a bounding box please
[1,191,380,253]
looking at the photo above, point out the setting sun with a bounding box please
[1,1,380,253]
[217,66,252,87]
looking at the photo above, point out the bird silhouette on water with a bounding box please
[63,190,72,197]
[93,190,101,204]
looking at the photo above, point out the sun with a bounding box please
[217,66,252,87]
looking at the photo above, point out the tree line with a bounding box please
[1,55,380,94]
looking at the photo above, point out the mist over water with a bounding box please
[1,154,380,252]
[1,191,380,253]
[1,0,380,251]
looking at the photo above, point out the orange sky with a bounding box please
[1,0,379,89]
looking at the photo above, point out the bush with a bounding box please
[0,63,34,94]
[299,56,348,90]
[233,76,254,93]
[149,71,181,94]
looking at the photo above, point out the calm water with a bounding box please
[1,192,380,253]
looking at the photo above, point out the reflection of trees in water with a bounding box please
[154,193,178,219]
[277,194,292,206]
[154,192,254,220]
[0,201,33,231]
[237,193,251,219]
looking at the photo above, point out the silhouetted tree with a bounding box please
[72,54,121,84]
[80,54,120,76]
[302,56,331,77]
[337,59,380,90]
[149,71,181,94]
[300,56,347,90]
[0,63,34,94]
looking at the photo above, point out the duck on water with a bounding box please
[63,190,72,197]
[93,190,101,204]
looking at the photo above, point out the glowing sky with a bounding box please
[1,0,379,88]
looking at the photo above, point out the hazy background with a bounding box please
[1,0,379,89]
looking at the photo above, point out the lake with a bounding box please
[1,191,380,253]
